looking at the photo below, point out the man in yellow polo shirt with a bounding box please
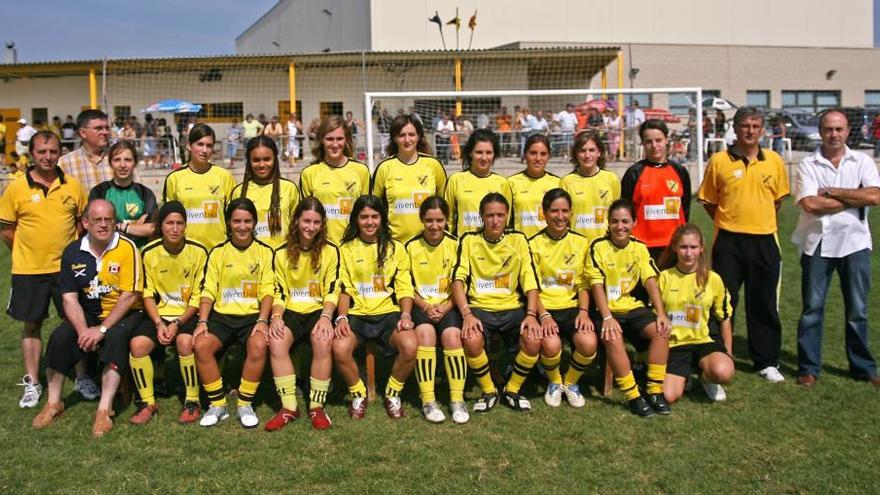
[698,106,790,383]
[0,131,87,409]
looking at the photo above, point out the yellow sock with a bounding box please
[385,375,405,398]
[348,379,367,399]
[541,351,562,385]
[274,374,298,411]
[129,354,155,405]
[646,363,666,395]
[204,378,226,407]
[238,378,260,407]
[504,351,539,394]
[178,354,199,403]
[415,346,437,404]
[443,348,467,402]
[465,350,497,394]
[615,372,641,401]
[563,351,596,386]
[309,377,330,409]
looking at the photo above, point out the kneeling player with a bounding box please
[452,193,549,413]
[406,196,469,424]
[128,201,207,425]
[658,224,734,402]
[587,199,672,418]
[193,198,275,428]
[333,195,417,419]
[529,189,597,408]
[267,198,339,431]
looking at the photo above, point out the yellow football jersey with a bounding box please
[560,169,620,242]
[200,239,275,316]
[452,230,539,311]
[586,236,658,314]
[142,239,208,318]
[273,242,340,314]
[299,159,370,244]
[405,233,458,306]
[162,164,235,250]
[507,171,561,238]
[529,229,589,311]
[339,237,414,316]
[444,170,512,236]
[372,154,447,242]
[232,178,301,249]
[659,268,732,347]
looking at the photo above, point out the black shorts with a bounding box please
[350,313,399,357]
[130,315,198,345]
[44,310,145,376]
[281,309,321,344]
[207,312,260,348]
[667,341,728,378]
[7,273,63,323]
[472,307,524,351]
[549,308,579,342]
[412,305,463,332]
[595,306,656,352]
[0,140,6,153]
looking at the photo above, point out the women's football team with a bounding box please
[124,114,732,431]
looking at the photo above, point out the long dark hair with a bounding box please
[385,114,432,157]
[342,195,393,270]
[241,135,282,237]
[224,197,258,240]
[310,115,354,164]
[461,128,499,171]
[188,123,216,145]
[286,197,327,272]
[658,223,709,288]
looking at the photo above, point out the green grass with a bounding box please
[1,203,879,494]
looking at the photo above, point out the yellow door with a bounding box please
[0,108,21,163]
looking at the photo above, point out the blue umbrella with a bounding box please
[141,99,202,113]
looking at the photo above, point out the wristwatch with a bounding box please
[823,190,831,198]
[99,325,108,334]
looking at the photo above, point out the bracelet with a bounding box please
[462,311,473,317]
[172,318,183,327]
[539,313,552,321]
[578,307,589,313]
[602,314,613,321]
[154,319,164,326]
[255,319,269,325]
[196,320,208,325]
[335,315,349,324]
[526,311,537,317]
[400,312,412,320]
[123,222,130,234]
[319,312,332,320]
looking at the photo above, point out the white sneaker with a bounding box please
[238,405,260,428]
[199,405,229,427]
[18,375,42,408]
[544,383,563,407]
[758,366,785,383]
[563,383,586,408]
[74,376,100,400]
[701,378,727,402]
[421,401,446,423]
[450,401,470,424]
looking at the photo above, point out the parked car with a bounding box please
[766,109,821,151]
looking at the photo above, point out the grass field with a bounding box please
[1,202,879,494]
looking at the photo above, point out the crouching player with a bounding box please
[658,224,734,403]
[452,192,550,413]
[267,198,340,431]
[587,199,672,418]
[128,201,208,425]
[529,189,597,408]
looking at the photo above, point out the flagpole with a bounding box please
[455,8,460,50]
[467,10,477,50]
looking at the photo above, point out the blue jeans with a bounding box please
[797,245,877,378]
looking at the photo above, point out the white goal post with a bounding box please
[364,87,705,181]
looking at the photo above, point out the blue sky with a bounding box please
[5,0,277,62]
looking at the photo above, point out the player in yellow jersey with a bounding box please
[657,224,734,403]
[372,114,447,242]
[405,196,468,424]
[266,198,340,431]
[529,188,597,409]
[232,135,300,248]
[127,201,208,425]
[299,116,370,243]
[333,195,417,420]
[587,199,672,418]
[560,130,620,241]
[508,134,560,237]
[452,193,551,413]
[192,198,276,429]
[444,129,512,236]
[162,124,235,250]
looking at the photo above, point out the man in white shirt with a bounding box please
[15,119,37,157]
[792,109,880,388]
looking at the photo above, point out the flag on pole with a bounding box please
[428,10,447,50]
[446,9,461,30]
[468,10,477,30]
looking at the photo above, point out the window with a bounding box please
[113,106,131,120]
[668,93,693,115]
[865,91,880,108]
[195,102,243,123]
[31,108,48,127]
[747,91,770,109]
[319,102,343,119]
[623,93,652,108]
[781,91,840,113]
